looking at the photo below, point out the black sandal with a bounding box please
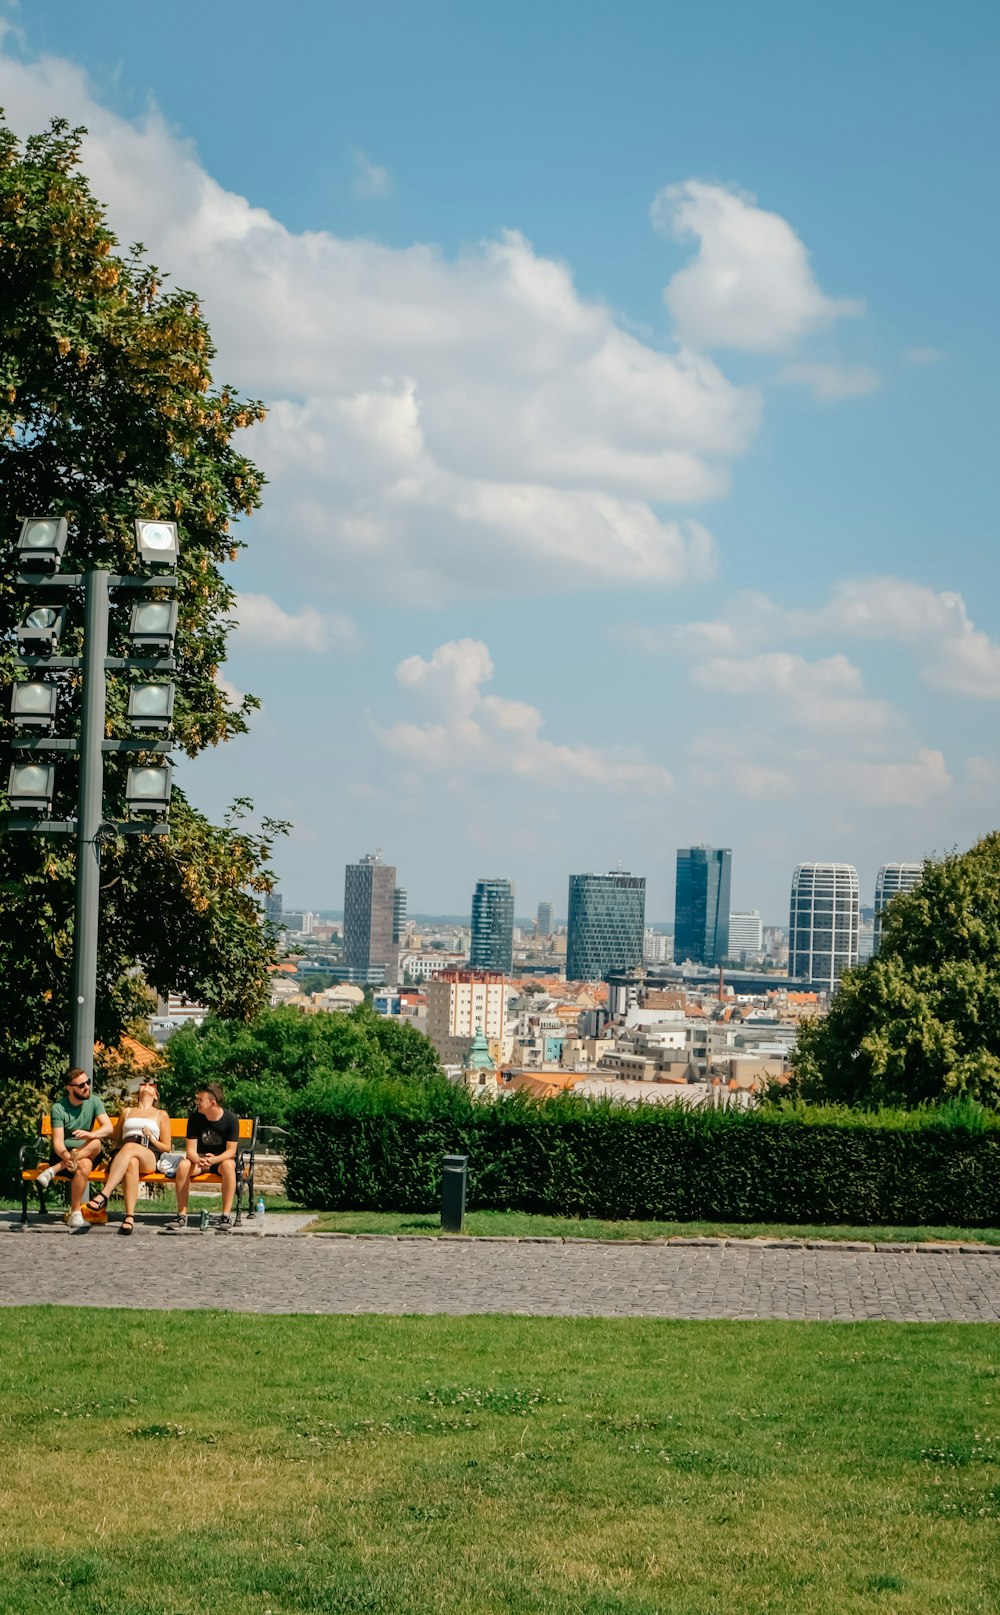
[118,1214,135,1236]
[88,1193,109,1214]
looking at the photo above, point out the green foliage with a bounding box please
[285,1100,1000,1225]
[0,1079,47,1184]
[792,835,1000,1108]
[158,1004,447,1125]
[0,116,281,1080]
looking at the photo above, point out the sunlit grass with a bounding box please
[0,1311,996,1613]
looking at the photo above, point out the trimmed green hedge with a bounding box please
[285,1103,1000,1225]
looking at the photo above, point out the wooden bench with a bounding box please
[19,1114,258,1227]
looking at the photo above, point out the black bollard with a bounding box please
[440,1154,468,1233]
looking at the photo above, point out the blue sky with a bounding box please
[3,1,998,922]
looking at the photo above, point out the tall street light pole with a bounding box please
[4,519,178,1078]
[69,568,109,1072]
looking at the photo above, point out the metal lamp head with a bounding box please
[126,762,173,816]
[16,604,65,656]
[10,680,59,731]
[127,682,175,732]
[6,760,55,813]
[129,599,178,656]
[134,519,179,570]
[16,517,68,574]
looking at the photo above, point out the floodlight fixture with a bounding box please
[16,516,68,574]
[6,761,55,814]
[129,599,177,656]
[127,682,175,731]
[125,762,173,816]
[16,604,65,656]
[134,519,179,569]
[10,680,59,731]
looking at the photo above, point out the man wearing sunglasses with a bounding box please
[35,1069,113,1229]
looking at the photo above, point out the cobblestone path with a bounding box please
[2,1225,999,1321]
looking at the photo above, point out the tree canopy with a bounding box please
[791,834,1000,1109]
[158,1004,448,1125]
[0,115,280,1081]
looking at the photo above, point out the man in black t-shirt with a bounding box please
[161,1083,240,1233]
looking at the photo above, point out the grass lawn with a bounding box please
[0,1311,996,1615]
[302,1208,1000,1244]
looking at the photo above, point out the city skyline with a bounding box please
[7,6,997,918]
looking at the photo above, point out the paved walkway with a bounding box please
[2,1222,999,1321]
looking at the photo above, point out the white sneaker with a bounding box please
[36,1165,59,1191]
[65,1210,86,1230]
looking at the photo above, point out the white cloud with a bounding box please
[904,346,945,366]
[626,576,1000,701]
[0,50,766,601]
[376,639,674,793]
[777,362,882,400]
[652,180,862,352]
[233,592,360,653]
[351,146,392,200]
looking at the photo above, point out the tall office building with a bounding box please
[343,851,399,985]
[264,889,283,929]
[728,910,762,959]
[392,886,407,945]
[674,846,732,965]
[536,901,554,937]
[470,878,514,973]
[873,863,923,952]
[566,871,645,981]
[788,863,860,990]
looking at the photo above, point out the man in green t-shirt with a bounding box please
[36,1069,113,1228]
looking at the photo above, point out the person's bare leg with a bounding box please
[99,1143,143,1205]
[123,1156,142,1217]
[69,1143,102,1212]
[217,1159,237,1217]
[174,1158,193,1216]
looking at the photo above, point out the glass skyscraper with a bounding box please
[873,863,923,952]
[673,846,732,965]
[343,851,400,985]
[789,863,859,989]
[565,871,645,981]
[470,878,514,973]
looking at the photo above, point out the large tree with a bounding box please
[0,116,281,1082]
[791,834,1000,1108]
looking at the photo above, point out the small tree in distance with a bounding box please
[791,834,1000,1109]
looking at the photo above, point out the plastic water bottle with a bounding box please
[255,1196,266,1235]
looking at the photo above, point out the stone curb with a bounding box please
[11,1217,998,1254]
[301,1231,1000,1254]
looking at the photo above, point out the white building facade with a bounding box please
[426,970,511,1066]
[873,863,923,953]
[788,863,860,990]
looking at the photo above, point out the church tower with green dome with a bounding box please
[462,1023,498,1097]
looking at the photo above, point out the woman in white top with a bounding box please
[86,1076,171,1235]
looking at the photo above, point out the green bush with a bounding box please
[1,1082,48,1186]
[284,1098,1000,1225]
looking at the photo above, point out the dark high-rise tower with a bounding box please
[674,846,732,965]
[343,851,399,984]
[470,878,514,973]
[566,871,645,981]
